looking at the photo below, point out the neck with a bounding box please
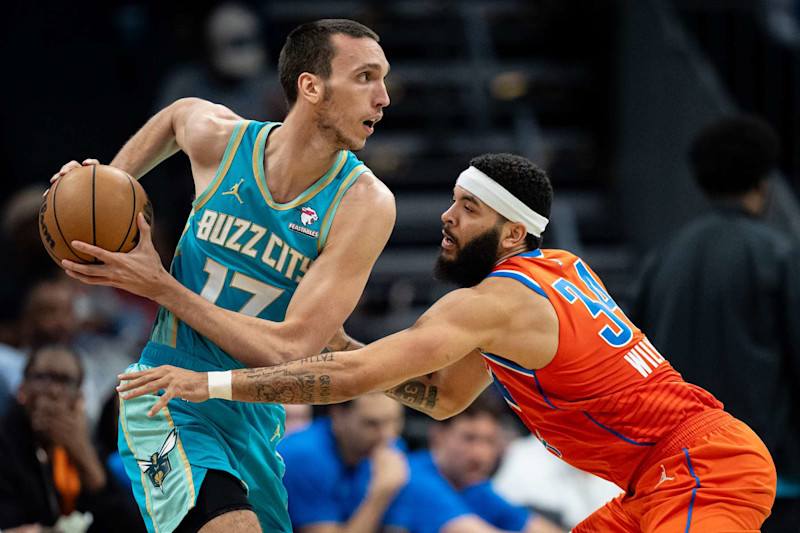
[264,108,341,203]
[495,244,532,265]
[335,438,364,467]
[430,450,464,490]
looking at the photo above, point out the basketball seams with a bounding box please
[91,165,99,263]
[42,165,147,265]
[115,174,137,252]
[51,175,91,264]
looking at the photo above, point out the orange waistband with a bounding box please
[629,409,733,491]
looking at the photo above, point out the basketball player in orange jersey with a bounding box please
[108,153,775,531]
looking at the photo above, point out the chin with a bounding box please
[348,137,367,152]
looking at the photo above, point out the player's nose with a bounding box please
[441,204,456,225]
[375,81,390,108]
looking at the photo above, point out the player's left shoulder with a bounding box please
[346,171,395,207]
[336,170,396,228]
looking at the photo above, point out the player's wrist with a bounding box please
[208,371,232,400]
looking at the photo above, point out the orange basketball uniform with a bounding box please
[483,249,776,532]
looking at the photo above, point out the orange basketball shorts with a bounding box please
[573,410,776,533]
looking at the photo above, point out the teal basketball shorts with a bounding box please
[117,343,291,533]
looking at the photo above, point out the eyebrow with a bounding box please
[355,62,390,74]
[461,193,483,207]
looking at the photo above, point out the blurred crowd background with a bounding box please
[1,0,799,531]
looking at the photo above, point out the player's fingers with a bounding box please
[118,366,174,382]
[121,380,162,400]
[118,369,158,382]
[60,160,80,174]
[63,269,108,285]
[137,212,153,240]
[70,240,115,262]
[82,158,100,166]
[148,392,172,417]
[117,372,162,393]
[61,259,108,277]
[42,188,49,198]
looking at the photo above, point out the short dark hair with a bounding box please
[689,115,780,197]
[278,19,380,108]
[469,153,553,250]
[23,344,84,385]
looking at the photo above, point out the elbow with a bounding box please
[428,402,462,421]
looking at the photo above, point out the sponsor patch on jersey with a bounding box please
[289,206,320,238]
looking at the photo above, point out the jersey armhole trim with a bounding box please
[193,120,251,211]
[317,164,369,252]
[488,270,549,299]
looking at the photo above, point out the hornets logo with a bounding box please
[137,428,178,490]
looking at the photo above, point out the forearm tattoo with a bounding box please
[237,354,336,404]
[386,380,438,412]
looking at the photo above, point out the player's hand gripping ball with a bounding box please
[39,164,153,265]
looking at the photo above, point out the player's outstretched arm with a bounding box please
[325,328,491,419]
[118,286,504,417]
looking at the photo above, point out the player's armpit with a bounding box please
[109,98,240,191]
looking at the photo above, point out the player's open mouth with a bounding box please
[441,230,457,249]
[363,120,376,134]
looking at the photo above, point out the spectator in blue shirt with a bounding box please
[412,394,564,533]
[278,392,530,533]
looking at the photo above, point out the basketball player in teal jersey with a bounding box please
[53,19,393,533]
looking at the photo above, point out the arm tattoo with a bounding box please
[236,354,337,404]
[386,380,438,412]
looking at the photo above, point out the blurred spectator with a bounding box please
[631,114,800,532]
[0,340,25,405]
[0,345,145,532]
[278,392,524,533]
[413,393,564,532]
[0,185,61,347]
[0,370,11,418]
[154,1,285,121]
[283,403,312,436]
[492,435,623,529]
[17,277,138,431]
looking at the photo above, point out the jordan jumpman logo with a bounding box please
[223,178,245,204]
[655,464,675,488]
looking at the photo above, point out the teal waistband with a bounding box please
[140,341,231,373]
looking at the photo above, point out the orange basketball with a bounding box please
[39,164,153,265]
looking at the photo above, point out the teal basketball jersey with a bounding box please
[150,120,370,368]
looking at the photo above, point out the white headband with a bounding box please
[455,166,549,237]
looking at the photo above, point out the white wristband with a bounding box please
[208,371,232,400]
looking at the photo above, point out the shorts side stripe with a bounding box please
[119,389,160,533]
[163,404,196,500]
[683,447,701,533]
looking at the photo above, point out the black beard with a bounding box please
[434,225,502,287]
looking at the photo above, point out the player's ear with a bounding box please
[500,221,527,250]
[297,72,323,104]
